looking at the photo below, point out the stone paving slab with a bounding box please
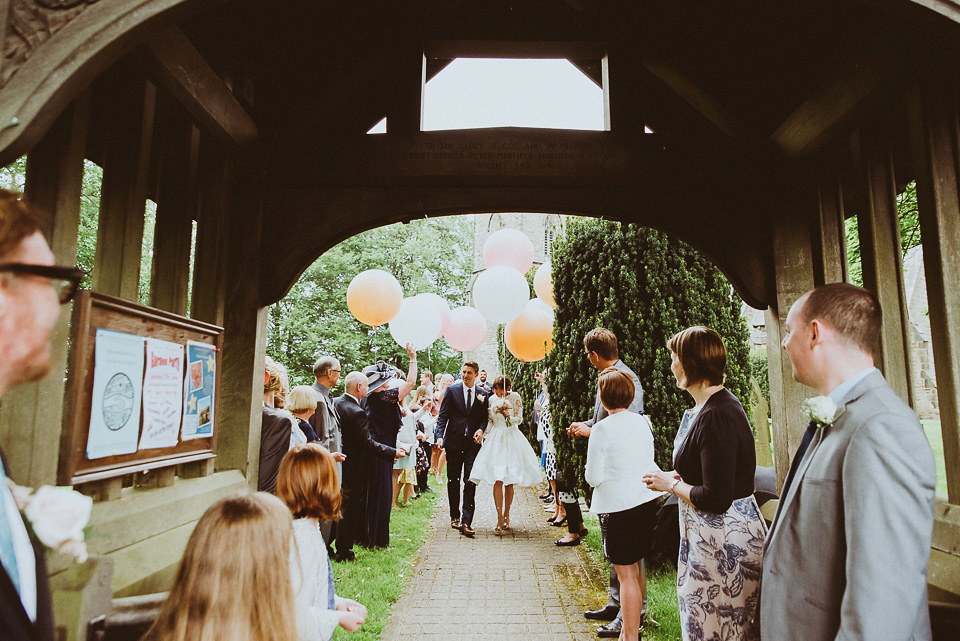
[381,482,609,641]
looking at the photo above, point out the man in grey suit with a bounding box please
[310,355,345,546]
[567,328,647,639]
[762,283,935,641]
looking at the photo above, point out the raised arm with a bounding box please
[396,343,417,400]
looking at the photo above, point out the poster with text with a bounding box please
[138,338,185,450]
[86,329,145,460]
[182,340,216,440]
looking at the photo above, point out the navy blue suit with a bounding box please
[436,383,490,526]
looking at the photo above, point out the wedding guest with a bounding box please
[420,370,434,395]
[363,346,415,547]
[142,493,297,641]
[277,444,367,640]
[470,376,541,534]
[587,368,663,641]
[392,402,417,508]
[477,369,493,393]
[260,356,303,493]
[644,326,766,641]
[540,384,564,526]
[431,373,455,482]
[289,385,321,443]
[415,397,439,494]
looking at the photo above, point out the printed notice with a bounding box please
[86,329,145,460]
[138,338,184,450]
[182,340,216,440]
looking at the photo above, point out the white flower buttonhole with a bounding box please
[802,396,841,427]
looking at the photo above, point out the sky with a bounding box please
[368,58,605,133]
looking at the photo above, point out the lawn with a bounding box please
[579,514,683,641]
[922,419,948,497]
[332,480,440,641]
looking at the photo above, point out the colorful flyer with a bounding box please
[138,338,184,450]
[182,340,216,440]
[86,329,145,460]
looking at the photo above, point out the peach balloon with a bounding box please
[346,269,403,327]
[504,299,555,362]
[483,228,534,274]
[533,261,557,308]
[444,306,488,352]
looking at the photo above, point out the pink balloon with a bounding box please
[483,228,534,274]
[418,293,452,337]
[444,306,488,352]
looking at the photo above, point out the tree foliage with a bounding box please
[845,180,921,287]
[267,216,473,391]
[508,219,751,492]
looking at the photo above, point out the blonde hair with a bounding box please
[143,493,296,641]
[277,444,342,521]
[411,385,428,407]
[287,385,319,414]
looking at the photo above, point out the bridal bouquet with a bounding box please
[6,480,93,562]
[489,396,513,425]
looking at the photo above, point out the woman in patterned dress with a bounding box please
[644,326,766,641]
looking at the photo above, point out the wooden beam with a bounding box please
[907,82,960,502]
[191,146,233,326]
[770,52,899,157]
[138,25,257,150]
[425,40,606,59]
[813,173,849,285]
[850,128,913,404]
[641,53,752,140]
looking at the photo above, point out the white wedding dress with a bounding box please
[470,391,543,486]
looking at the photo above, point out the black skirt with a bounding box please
[598,499,659,566]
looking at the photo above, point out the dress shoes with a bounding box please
[460,523,476,538]
[451,518,461,529]
[333,550,356,562]
[584,604,619,621]
[555,536,581,546]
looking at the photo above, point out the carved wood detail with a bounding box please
[3,0,99,87]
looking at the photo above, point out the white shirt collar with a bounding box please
[345,393,359,403]
[827,366,878,405]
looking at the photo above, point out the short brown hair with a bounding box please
[492,375,511,391]
[584,328,618,361]
[798,283,881,353]
[462,361,479,374]
[0,189,45,259]
[276,444,341,521]
[598,367,634,410]
[667,326,726,387]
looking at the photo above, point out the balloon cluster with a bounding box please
[345,228,557,361]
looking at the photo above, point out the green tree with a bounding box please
[514,219,750,491]
[845,180,921,287]
[267,216,473,391]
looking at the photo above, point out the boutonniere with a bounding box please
[6,480,93,563]
[803,396,841,427]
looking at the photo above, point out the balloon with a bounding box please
[347,270,402,327]
[417,293,452,337]
[504,299,555,362]
[389,294,443,350]
[483,228,534,274]
[472,265,529,324]
[444,306,488,351]
[534,261,557,308]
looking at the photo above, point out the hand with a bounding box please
[567,422,591,438]
[337,598,367,618]
[416,433,425,441]
[642,470,681,493]
[498,405,510,417]
[333,452,347,463]
[435,438,443,449]
[338,610,365,631]
[394,447,407,460]
[405,343,416,360]
[473,429,484,444]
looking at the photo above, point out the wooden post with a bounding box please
[191,146,233,326]
[92,78,156,301]
[150,108,200,316]
[215,169,267,489]
[386,47,425,135]
[814,173,848,285]
[0,96,88,486]
[767,203,817,489]
[907,83,960,503]
[850,129,913,405]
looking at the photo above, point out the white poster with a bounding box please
[181,340,216,440]
[138,338,184,450]
[86,329,145,460]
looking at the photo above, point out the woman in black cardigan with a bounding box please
[643,326,766,641]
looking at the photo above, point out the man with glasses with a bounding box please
[311,356,345,550]
[0,188,83,641]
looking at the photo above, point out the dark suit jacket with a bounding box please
[0,451,54,641]
[436,382,490,450]
[258,405,293,493]
[334,395,397,468]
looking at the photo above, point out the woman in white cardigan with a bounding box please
[585,367,664,641]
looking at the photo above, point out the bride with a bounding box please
[470,375,543,534]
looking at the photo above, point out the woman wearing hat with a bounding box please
[362,344,416,548]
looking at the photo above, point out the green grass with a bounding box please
[922,419,948,497]
[580,514,683,641]
[332,479,440,641]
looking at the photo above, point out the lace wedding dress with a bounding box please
[469,391,543,486]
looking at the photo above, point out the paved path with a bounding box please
[381,482,609,641]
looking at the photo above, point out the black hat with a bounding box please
[362,360,403,394]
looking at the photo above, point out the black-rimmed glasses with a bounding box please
[0,263,86,304]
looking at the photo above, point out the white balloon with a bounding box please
[525,297,554,318]
[472,265,529,324]
[417,293,452,337]
[388,294,443,350]
[483,228,534,274]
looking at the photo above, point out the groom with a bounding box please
[436,361,489,537]
[761,283,935,641]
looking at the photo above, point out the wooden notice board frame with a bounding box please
[59,291,223,486]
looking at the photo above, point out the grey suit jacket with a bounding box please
[760,370,935,641]
[584,359,644,427]
[310,382,342,479]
